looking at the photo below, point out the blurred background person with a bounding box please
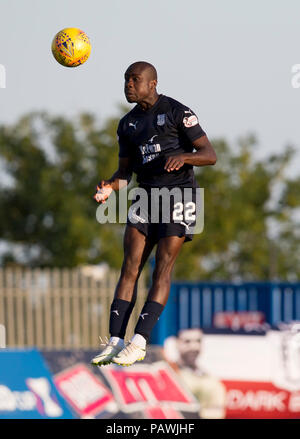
[164,328,226,418]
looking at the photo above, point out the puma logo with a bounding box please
[111,310,119,316]
[140,313,149,320]
[180,221,192,231]
[130,212,146,223]
[129,121,138,130]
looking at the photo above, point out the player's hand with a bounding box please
[164,154,186,172]
[93,180,113,204]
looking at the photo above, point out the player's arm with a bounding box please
[164,135,217,172]
[165,105,217,172]
[94,157,132,203]
[102,157,133,190]
[178,135,217,167]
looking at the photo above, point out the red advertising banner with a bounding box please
[213,311,265,330]
[223,380,300,418]
[41,349,201,419]
[102,361,199,418]
[54,363,115,418]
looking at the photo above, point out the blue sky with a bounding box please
[0,0,300,169]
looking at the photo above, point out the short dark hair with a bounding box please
[126,61,157,81]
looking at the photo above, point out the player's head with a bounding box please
[177,328,203,369]
[124,61,158,104]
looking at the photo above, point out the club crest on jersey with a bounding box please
[157,114,166,126]
[183,114,198,128]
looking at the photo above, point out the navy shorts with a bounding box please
[126,185,200,243]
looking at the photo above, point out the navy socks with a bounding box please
[109,297,165,343]
[109,298,133,339]
[134,300,165,343]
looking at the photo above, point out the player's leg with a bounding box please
[112,235,185,366]
[91,225,155,365]
[145,234,186,305]
[109,225,155,340]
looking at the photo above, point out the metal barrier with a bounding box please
[2,268,300,348]
[151,282,300,345]
[0,324,5,348]
[0,268,147,349]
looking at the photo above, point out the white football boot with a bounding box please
[91,336,124,366]
[111,341,146,367]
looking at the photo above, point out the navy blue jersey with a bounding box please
[117,94,206,187]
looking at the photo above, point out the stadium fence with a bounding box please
[0,268,148,349]
[151,281,300,344]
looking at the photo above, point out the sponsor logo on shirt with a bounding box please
[139,135,161,164]
[183,114,198,128]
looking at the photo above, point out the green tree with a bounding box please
[0,111,125,268]
[1,112,300,281]
[174,136,300,280]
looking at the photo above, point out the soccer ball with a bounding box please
[51,28,91,67]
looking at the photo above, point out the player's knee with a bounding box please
[155,251,174,270]
[120,258,140,281]
[152,263,173,284]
